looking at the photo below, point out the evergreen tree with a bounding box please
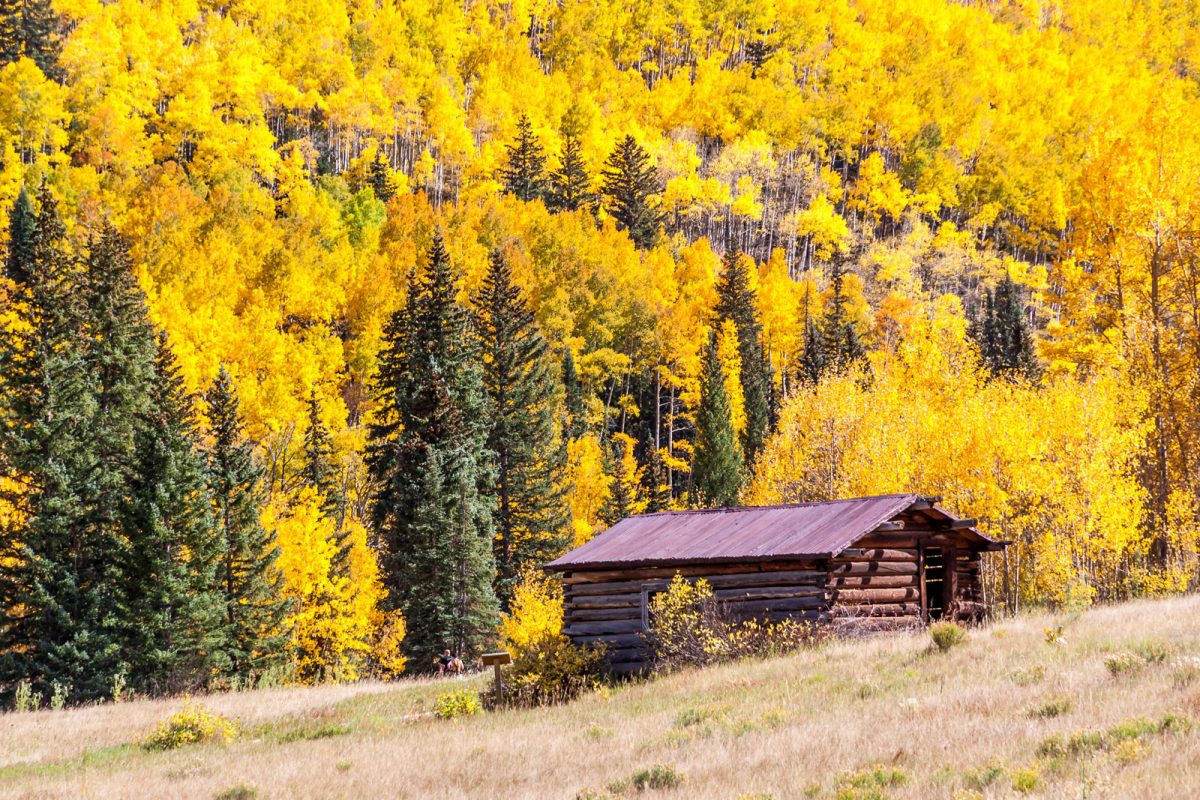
[368,149,397,203]
[500,113,547,202]
[205,366,288,682]
[367,233,498,668]
[600,134,663,249]
[546,132,595,214]
[644,447,672,512]
[971,273,1041,380]
[473,251,570,605]
[820,260,866,370]
[3,186,35,285]
[562,348,585,439]
[0,185,117,701]
[691,335,743,508]
[714,249,772,464]
[0,0,61,77]
[796,316,828,385]
[121,332,224,694]
[301,390,338,506]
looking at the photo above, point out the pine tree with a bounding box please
[367,233,498,668]
[820,260,866,370]
[644,447,672,512]
[691,335,743,508]
[600,134,663,249]
[500,113,547,202]
[546,132,595,214]
[205,366,288,682]
[368,149,397,203]
[473,251,570,605]
[562,348,585,439]
[796,316,828,385]
[302,390,338,506]
[121,331,224,694]
[0,185,116,701]
[3,186,35,285]
[714,250,772,464]
[0,0,61,77]
[971,273,1040,380]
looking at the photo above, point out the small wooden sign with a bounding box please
[481,651,512,666]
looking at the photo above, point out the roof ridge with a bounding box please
[629,493,918,519]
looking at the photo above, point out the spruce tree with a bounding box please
[473,251,570,605]
[367,233,498,668]
[546,132,595,214]
[0,0,61,77]
[600,134,663,249]
[368,149,397,203]
[820,260,866,370]
[3,186,35,285]
[500,113,547,202]
[562,348,585,439]
[205,366,288,682]
[971,273,1040,380]
[301,390,338,506]
[121,332,224,694]
[644,447,672,512]
[796,317,828,385]
[691,334,743,508]
[714,249,772,464]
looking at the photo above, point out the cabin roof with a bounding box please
[545,494,998,572]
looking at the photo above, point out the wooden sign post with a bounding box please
[481,651,512,702]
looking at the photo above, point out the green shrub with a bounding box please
[13,679,41,713]
[143,701,238,751]
[1104,650,1145,676]
[962,762,1004,790]
[1172,656,1200,688]
[432,690,482,719]
[1026,696,1072,719]
[1037,713,1191,759]
[487,634,606,709]
[213,786,257,800]
[1132,639,1171,664]
[930,621,967,652]
[49,681,70,711]
[630,764,683,791]
[1010,766,1040,793]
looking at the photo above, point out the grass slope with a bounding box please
[4,596,1200,799]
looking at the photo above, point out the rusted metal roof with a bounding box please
[546,494,992,571]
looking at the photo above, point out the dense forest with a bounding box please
[2,0,1200,700]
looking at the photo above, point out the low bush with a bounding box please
[432,690,482,719]
[930,621,967,652]
[1026,696,1073,719]
[485,634,607,709]
[1172,655,1200,687]
[143,701,238,751]
[1037,713,1191,759]
[1104,650,1145,676]
[607,764,684,793]
[646,575,821,672]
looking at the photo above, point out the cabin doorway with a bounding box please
[923,546,947,621]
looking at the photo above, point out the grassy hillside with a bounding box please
[5,596,1200,799]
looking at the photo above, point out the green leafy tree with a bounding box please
[714,250,772,464]
[473,251,570,605]
[205,366,288,682]
[367,233,499,667]
[500,114,547,202]
[691,335,743,508]
[600,134,663,249]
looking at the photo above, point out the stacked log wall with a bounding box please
[561,561,828,673]
[826,541,923,635]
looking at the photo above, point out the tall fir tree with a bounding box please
[820,260,866,371]
[368,149,397,203]
[301,390,338,506]
[0,184,116,701]
[473,251,570,605]
[205,366,288,682]
[562,348,585,439]
[600,134,663,249]
[3,186,35,285]
[714,250,773,465]
[691,334,743,508]
[500,113,547,202]
[546,132,595,214]
[120,331,224,694]
[970,272,1041,380]
[0,0,61,77]
[644,447,672,512]
[367,233,498,667]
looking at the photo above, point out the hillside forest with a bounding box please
[2,0,1200,702]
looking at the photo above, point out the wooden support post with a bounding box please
[481,651,512,703]
[917,542,928,623]
[944,544,958,619]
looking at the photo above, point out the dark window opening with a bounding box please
[925,547,947,621]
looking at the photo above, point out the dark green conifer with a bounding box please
[562,348,585,439]
[205,366,288,683]
[3,186,35,285]
[0,0,61,77]
[368,149,397,203]
[546,133,595,214]
[473,251,570,605]
[971,273,1040,381]
[500,113,547,202]
[600,134,663,249]
[690,335,743,508]
[714,249,772,464]
[644,447,672,512]
[301,390,338,506]
[367,233,499,668]
[820,261,866,370]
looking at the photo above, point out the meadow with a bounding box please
[4,596,1200,799]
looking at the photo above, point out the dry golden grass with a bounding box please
[5,596,1200,799]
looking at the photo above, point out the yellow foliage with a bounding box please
[566,433,611,546]
[498,570,564,654]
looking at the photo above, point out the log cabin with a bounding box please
[544,494,1007,673]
